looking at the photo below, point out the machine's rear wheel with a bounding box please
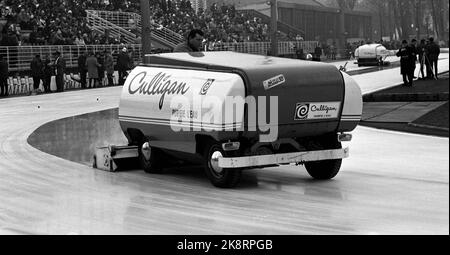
[304,158,342,180]
[139,141,164,174]
[304,138,342,180]
[204,143,242,188]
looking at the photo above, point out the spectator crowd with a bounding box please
[1,0,300,47]
[148,0,299,47]
[0,45,134,97]
[150,0,271,44]
[0,0,138,46]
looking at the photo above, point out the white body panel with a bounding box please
[339,72,363,130]
[355,44,389,60]
[118,66,246,151]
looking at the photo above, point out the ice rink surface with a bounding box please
[0,53,448,235]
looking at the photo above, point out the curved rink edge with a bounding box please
[27,108,128,167]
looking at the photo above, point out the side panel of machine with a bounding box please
[242,64,345,139]
[338,72,362,131]
[118,66,246,153]
[355,44,389,63]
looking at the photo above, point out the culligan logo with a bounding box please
[128,71,190,109]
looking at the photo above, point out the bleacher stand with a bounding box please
[0,0,313,97]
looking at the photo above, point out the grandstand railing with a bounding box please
[0,44,142,72]
[84,9,307,50]
[1,41,317,72]
[119,11,185,46]
[86,10,184,48]
[206,41,317,56]
[86,10,137,44]
[150,27,185,48]
[87,10,141,30]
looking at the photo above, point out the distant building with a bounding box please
[206,0,373,43]
[277,0,372,42]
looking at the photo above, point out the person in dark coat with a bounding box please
[396,40,416,87]
[1,27,19,70]
[295,47,306,60]
[117,47,131,85]
[104,50,115,86]
[0,55,8,97]
[410,39,418,62]
[30,54,43,94]
[86,51,100,88]
[416,39,427,80]
[313,45,322,61]
[96,52,105,87]
[330,42,337,60]
[426,37,440,79]
[54,51,66,92]
[410,39,418,79]
[78,51,88,89]
[42,55,53,93]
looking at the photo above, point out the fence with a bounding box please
[0,44,143,72]
[206,41,318,56]
[5,72,122,96]
[0,41,317,72]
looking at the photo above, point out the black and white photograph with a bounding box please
[0,0,448,243]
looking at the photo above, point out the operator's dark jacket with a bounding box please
[174,42,199,52]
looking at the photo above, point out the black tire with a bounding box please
[304,139,342,180]
[378,59,383,66]
[304,158,342,180]
[204,143,242,188]
[92,155,97,169]
[139,141,164,174]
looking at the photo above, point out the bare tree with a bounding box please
[430,0,439,37]
[377,0,384,41]
[432,0,448,40]
[358,0,448,42]
[391,0,401,39]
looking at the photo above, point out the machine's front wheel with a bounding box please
[204,143,242,188]
[139,141,164,174]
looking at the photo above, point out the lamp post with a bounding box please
[270,0,278,56]
[141,0,152,58]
